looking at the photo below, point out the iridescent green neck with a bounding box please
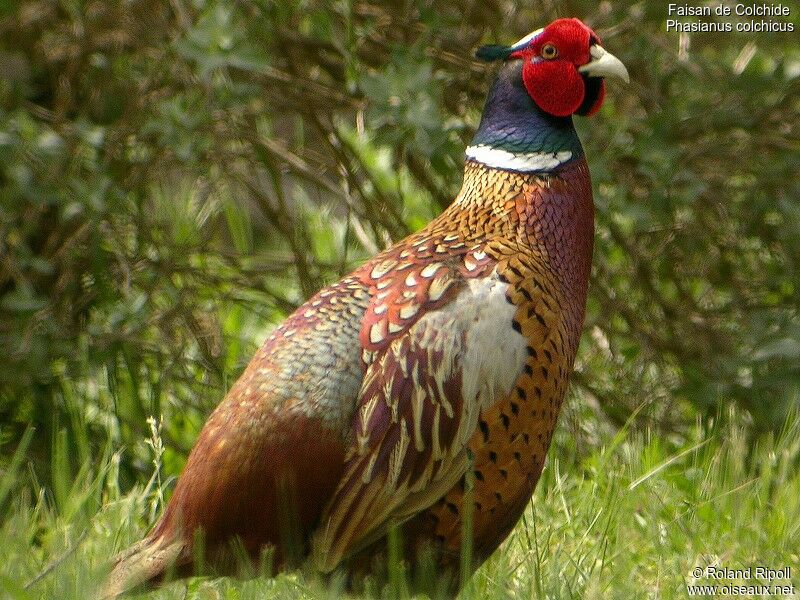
[467,61,584,172]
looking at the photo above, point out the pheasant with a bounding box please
[102,17,629,597]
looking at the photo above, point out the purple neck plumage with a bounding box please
[466,61,584,171]
[455,60,596,350]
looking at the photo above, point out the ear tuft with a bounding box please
[475,44,512,62]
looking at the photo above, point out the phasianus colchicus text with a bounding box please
[102,17,629,598]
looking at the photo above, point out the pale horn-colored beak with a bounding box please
[578,44,630,83]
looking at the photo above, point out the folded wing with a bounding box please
[312,251,528,571]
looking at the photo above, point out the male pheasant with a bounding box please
[102,17,628,597]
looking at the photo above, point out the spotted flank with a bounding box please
[358,239,494,356]
[309,156,595,572]
[312,271,529,572]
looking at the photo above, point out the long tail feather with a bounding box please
[99,534,186,599]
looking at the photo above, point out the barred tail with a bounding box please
[99,533,186,599]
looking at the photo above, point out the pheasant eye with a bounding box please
[541,43,558,59]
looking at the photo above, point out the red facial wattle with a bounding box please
[521,59,587,117]
[510,18,606,118]
[577,78,606,116]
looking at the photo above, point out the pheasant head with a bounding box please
[477,18,629,117]
[467,18,628,173]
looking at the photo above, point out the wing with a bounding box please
[311,243,529,572]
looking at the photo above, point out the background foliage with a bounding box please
[0,0,798,560]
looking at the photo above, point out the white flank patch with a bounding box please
[465,144,573,172]
[411,274,528,447]
[458,277,528,414]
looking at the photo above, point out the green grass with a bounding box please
[1,410,799,599]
